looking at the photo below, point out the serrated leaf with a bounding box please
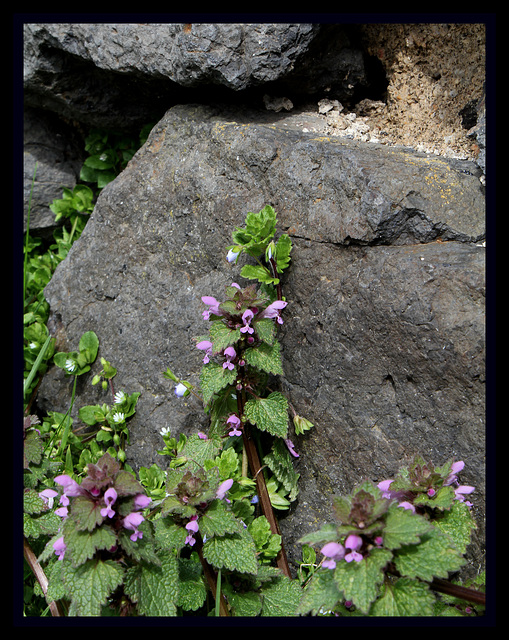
[263,438,300,501]
[62,518,117,567]
[382,504,433,550]
[118,520,161,566]
[253,318,276,345]
[297,567,342,616]
[414,485,456,511]
[244,340,283,375]
[124,549,179,616]
[24,430,44,468]
[23,510,61,540]
[244,392,289,438]
[154,517,188,551]
[223,584,263,617]
[177,556,207,611]
[370,577,436,616]
[240,264,279,285]
[393,528,465,582]
[274,234,292,272]
[199,499,243,538]
[202,528,258,575]
[70,496,105,531]
[333,547,392,614]
[61,557,124,617]
[209,320,241,352]
[433,500,476,555]
[260,576,302,616]
[298,522,339,547]
[23,489,46,515]
[200,361,237,406]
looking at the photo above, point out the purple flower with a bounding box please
[123,511,145,542]
[39,488,58,509]
[197,340,214,364]
[240,309,255,334]
[259,300,287,325]
[284,439,299,458]
[444,461,465,486]
[54,474,84,497]
[185,515,199,545]
[226,414,242,436]
[223,346,236,370]
[201,296,221,320]
[133,493,151,509]
[216,478,234,500]
[226,249,239,263]
[344,534,363,563]
[321,541,345,570]
[53,536,67,561]
[454,485,475,506]
[398,501,416,512]
[100,487,117,519]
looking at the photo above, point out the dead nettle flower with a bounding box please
[223,346,237,370]
[258,299,287,325]
[226,414,242,437]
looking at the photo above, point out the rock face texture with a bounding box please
[22,21,487,574]
[39,104,486,570]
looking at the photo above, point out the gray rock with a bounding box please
[40,104,485,572]
[23,23,337,129]
[23,108,84,237]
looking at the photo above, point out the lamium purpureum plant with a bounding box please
[164,206,310,579]
[297,456,485,617]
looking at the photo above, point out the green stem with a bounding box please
[23,334,52,398]
[23,163,38,307]
[215,569,222,617]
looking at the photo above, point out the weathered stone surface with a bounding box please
[25,23,366,129]
[23,107,84,237]
[39,104,485,571]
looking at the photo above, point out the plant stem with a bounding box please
[194,534,230,616]
[237,389,291,578]
[23,539,64,617]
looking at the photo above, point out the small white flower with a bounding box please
[29,342,37,350]
[175,383,188,397]
[226,249,238,263]
[65,359,77,373]
[114,391,126,404]
[160,426,171,436]
[112,412,125,424]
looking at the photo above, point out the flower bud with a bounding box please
[293,415,314,435]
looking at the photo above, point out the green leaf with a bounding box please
[433,500,476,555]
[244,392,289,438]
[260,576,302,616]
[263,437,300,501]
[382,503,433,550]
[370,577,436,616]
[209,320,241,353]
[124,549,179,616]
[79,330,99,363]
[297,567,342,616]
[200,361,237,406]
[253,318,276,345]
[274,234,292,272]
[244,340,283,376]
[154,517,188,552]
[118,520,161,566]
[202,527,258,575]
[199,499,243,538]
[62,518,117,567]
[69,496,105,532]
[232,205,277,256]
[23,430,44,467]
[393,528,466,582]
[333,547,392,614]
[240,263,279,285]
[223,583,263,617]
[61,557,124,617]
[177,555,207,612]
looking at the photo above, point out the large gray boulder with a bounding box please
[39,104,485,571]
[23,23,368,130]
